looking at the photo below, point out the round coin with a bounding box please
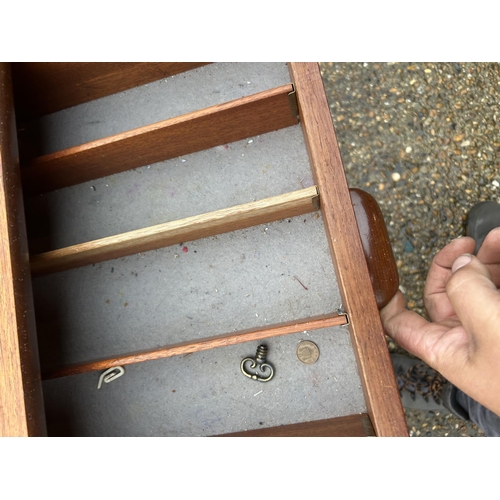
[296,340,320,364]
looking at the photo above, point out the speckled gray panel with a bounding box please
[35,62,292,154]
[27,62,366,436]
[33,212,342,371]
[25,125,314,251]
[42,326,364,437]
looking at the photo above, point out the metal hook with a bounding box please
[97,366,125,389]
[241,345,274,382]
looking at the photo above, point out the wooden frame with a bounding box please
[0,63,46,436]
[289,63,407,436]
[0,62,408,437]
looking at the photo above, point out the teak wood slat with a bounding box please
[289,63,408,437]
[43,313,347,380]
[0,64,46,436]
[221,412,375,437]
[11,62,210,121]
[30,186,319,276]
[21,84,298,195]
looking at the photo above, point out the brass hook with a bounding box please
[241,345,274,382]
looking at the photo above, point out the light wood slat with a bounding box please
[21,85,298,195]
[289,63,408,437]
[220,413,375,437]
[0,63,46,436]
[12,62,210,121]
[42,313,348,379]
[31,186,319,276]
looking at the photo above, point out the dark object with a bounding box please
[241,345,275,382]
[466,201,500,254]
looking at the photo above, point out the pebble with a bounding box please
[404,239,414,253]
[391,172,401,182]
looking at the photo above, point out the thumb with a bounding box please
[446,253,500,341]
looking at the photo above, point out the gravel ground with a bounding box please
[319,62,500,437]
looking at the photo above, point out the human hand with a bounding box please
[381,227,500,416]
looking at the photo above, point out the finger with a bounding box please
[424,237,476,322]
[425,237,476,295]
[381,291,444,361]
[476,227,500,286]
[446,254,500,345]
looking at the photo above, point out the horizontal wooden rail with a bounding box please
[21,85,298,194]
[12,62,211,121]
[42,313,348,379]
[31,186,319,276]
[220,413,375,437]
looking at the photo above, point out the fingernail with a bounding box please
[452,254,472,273]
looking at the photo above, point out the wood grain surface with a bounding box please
[21,85,298,194]
[350,188,399,309]
[11,62,210,121]
[220,412,375,437]
[42,313,347,379]
[30,186,319,276]
[289,63,408,437]
[0,64,46,436]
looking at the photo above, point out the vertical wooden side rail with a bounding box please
[0,63,46,436]
[289,63,408,436]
